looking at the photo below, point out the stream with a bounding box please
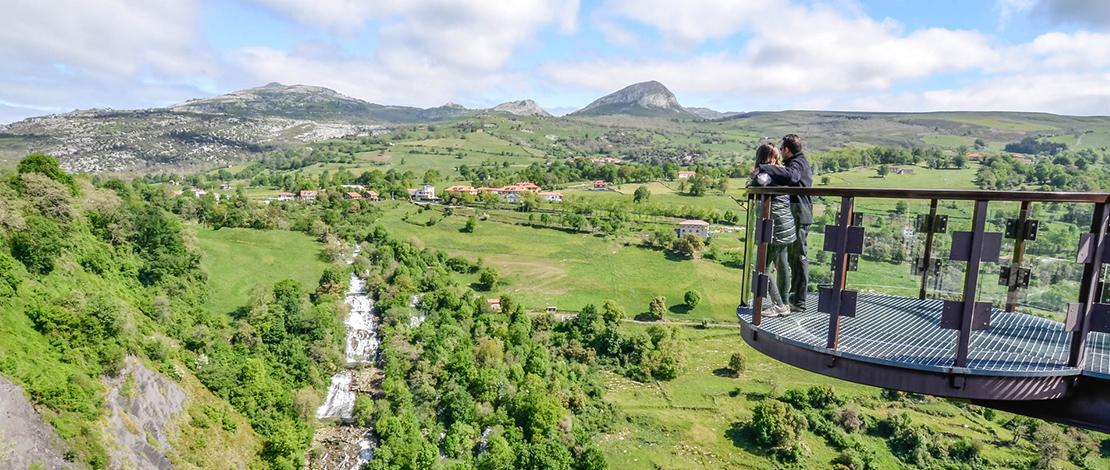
[315,247,379,469]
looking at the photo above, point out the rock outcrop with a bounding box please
[0,375,73,470]
[570,81,695,118]
[491,100,552,117]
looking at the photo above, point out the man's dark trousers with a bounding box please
[790,222,810,308]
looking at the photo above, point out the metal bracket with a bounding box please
[916,214,949,233]
[818,287,858,317]
[950,231,1004,263]
[1077,233,1110,264]
[1066,303,1110,333]
[824,225,865,254]
[754,218,775,243]
[1005,218,1040,240]
[847,254,858,272]
[941,300,992,330]
[911,257,942,275]
[753,272,769,297]
[998,266,1031,288]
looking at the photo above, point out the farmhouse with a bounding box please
[538,191,563,202]
[276,192,294,201]
[219,183,231,190]
[363,190,380,201]
[676,219,709,239]
[592,180,608,190]
[344,192,362,199]
[678,170,696,179]
[487,298,501,311]
[407,185,436,200]
[444,185,479,195]
[299,190,317,201]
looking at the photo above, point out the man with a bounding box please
[751,134,812,312]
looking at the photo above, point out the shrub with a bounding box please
[750,399,808,448]
[649,296,666,319]
[807,384,842,409]
[353,396,374,427]
[684,290,701,308]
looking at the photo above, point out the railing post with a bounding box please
[1005,201,1032,312]
[825,196,857,349]
[918,198,939,300]
[1068,201,1110,368]
[949,200,1000,368]
[752,195,773,326]
[740,193,755,307]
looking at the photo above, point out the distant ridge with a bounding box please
[570,81,696,118]
[686,107,741,119]
[491,100,552,117]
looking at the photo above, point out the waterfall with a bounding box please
[315,246,380,468]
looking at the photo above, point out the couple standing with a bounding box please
[749,134,812,317]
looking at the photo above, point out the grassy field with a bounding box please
[195,227,332,315]
[376,201,747,322]
[598,323,1049,470]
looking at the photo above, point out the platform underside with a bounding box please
[737,294,1110,393]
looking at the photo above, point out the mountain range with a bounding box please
[1,80,1103,174]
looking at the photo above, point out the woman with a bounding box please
[750,143,795,317]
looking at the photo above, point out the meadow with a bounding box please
[195,227,332,315]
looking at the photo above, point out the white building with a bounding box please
[408,185,436,200]
[676,220,709,239]
[538,191,563,202]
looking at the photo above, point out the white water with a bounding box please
[316,246,381,470]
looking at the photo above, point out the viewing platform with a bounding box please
[738,187,1110,432]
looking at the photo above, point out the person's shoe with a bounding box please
[762,306,782,317]
[775,304,792,316]
[790,303,806,313]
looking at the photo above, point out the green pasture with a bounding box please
[377,202,747,322]
[195,227,332,315]
[599,324,1043,470]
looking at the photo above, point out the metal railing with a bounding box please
[740,186,1110,371]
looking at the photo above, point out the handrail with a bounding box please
[742,185,1110,373]
[745,186,1110,203]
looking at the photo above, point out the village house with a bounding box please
[487,298,501,311]
[444,185,479,195]
[276,192,294,201]
[678,170,696,179]
[476,187,502,195]
[362,190,380,201]
[676,219,710,239]
[300,190,317,201]
[219,183,231,190]
[167,179,179,186]
[408,185,436,200]
[592,180,608,191]
[538,191,563,202]
[344,192,362,199]
[190,188,207,198]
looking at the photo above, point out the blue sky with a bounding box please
[2,0,1110,123]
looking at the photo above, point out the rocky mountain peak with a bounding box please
[491,99,552,117]
[570,81,693,117]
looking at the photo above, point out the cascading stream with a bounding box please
[315,247,379,469]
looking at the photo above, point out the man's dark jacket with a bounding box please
[757,151,813,225]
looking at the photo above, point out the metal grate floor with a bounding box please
[737,294,1109,377]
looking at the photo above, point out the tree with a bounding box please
[894,201,908,214]
[17,153,78,195]
[633,185,650,203]
[672,234,706,258]
[463,216,478,233]
[688,176,709,196]
[601,299,624,323]
[821,175,831,185]
[10,215,65,275]
[684,290,701,308]
[877,165,889,178]
[649,296,667,319]
[422,169,440,184]
[478,267,500,290]
[728,352,748,376]
[952,154,967,169]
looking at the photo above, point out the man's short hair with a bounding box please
[782,134,803,154]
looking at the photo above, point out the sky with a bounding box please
[2,0,1110,123]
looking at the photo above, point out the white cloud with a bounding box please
[249,0,580,71]
[996,0,1035,30]
[546,4,1003,96]
[1027,31,1110,69]
[607,0,782,48]
[232,46,528,108]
